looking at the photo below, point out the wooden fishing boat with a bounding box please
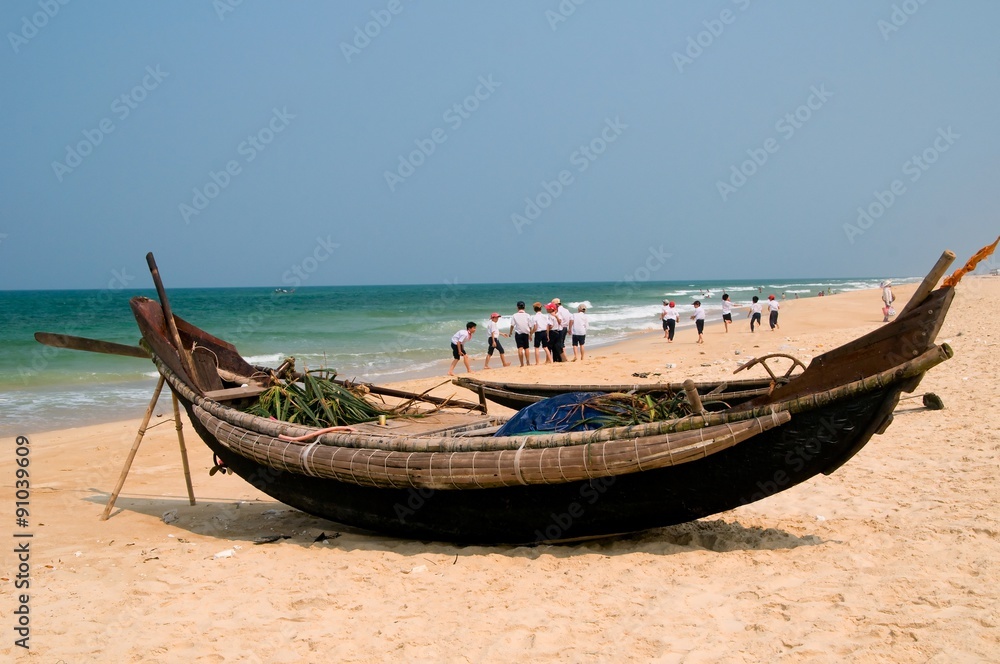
[114,247,979,546]
[40,242,996,543]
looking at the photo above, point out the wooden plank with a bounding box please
[204,385,267,402]
[34,332,149,358]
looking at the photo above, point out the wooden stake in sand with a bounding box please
[101,375,197,520]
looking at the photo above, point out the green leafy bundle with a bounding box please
[245,371,388,427]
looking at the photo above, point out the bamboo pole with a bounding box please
[101,375,166,520]
[683,379,705,415]
[145,252,202,391]
[172,392,196,506]
[899,250,956,317]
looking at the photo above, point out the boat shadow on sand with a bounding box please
[84,492,825,555]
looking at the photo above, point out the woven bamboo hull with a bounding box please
[177,387,891,544]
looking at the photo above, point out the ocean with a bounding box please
[0,277,904,436]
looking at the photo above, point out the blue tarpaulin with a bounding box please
[494,392,610,436]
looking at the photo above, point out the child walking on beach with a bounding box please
[721,294,735,332]
[690,300,705,344]
[569,304,588,361]
[483,313,510,369]
[749,296,762,332]
[767,295,780,331]
[531,302,553,364]
[662,300,679,342]
[448,322,476,376]
[509,301,533,367]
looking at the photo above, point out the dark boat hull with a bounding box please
[179,386,893,544]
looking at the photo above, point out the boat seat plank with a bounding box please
[204,385,267,402]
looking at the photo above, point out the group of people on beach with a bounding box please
[660,293,781,343]
[448,298,590,375]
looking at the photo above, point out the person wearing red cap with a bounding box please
[483,312,510,369]
[767,294,780,331]
[661,300,679,341]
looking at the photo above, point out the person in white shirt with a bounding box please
[531,302,553,364]
[748,296,763,333]
[447,322,476,376]
[483,312,510,369]
[508,301,533,367]
[690,300,706,344]
[721,293,735,333]
[552,298,571,362]
[569,304,589,361]
[661,300,679,342]
[767,294,780,331]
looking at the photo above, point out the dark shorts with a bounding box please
[769,311,779,327]
[514,332,529,349]
[696,319,704,334]
[572,334,586,347]
[487,337,504,355]
[533,332,549,348]
[722,313,732,322]
[662,319,669,330]
[451,343,465,360]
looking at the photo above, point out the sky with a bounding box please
[1,1,998,290]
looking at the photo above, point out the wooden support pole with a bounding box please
[683,379,705,415]
[172,392,196,506]
[899,250,956,317]
[146,252,202,392]
[101,375,166,520]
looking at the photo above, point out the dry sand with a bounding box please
[2,278,998,662]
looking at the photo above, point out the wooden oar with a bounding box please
[34,332,150,359]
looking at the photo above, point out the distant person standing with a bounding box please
[509,301,533,367]
[569,304,589,361]
[767,295,780,331]
[552,298,571,362]
[881,280,895,322]
[690,300,705,344]
[721,293,735,333]
[660,300,671,338]
[483,312,510,370]
[749,296,762,332]
[448,322,476,376]
[662,300,679,342]
[531,302,553,364]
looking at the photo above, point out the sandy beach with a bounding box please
[3,278,998,662]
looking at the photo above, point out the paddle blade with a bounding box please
[34,332,150,359]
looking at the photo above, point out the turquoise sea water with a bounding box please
[0,277,906,435]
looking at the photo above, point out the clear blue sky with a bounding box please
[2,1,997,289]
